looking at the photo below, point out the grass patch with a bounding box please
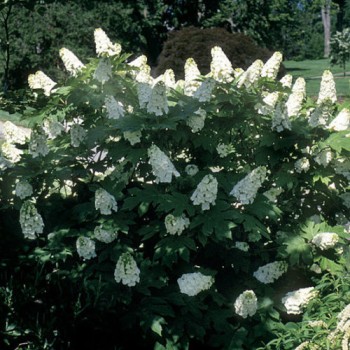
[284,58,350,98]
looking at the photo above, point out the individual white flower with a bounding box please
[3,121,30,145]
[237,59,263,88]
[230,166,267,205]
[216,143,234,158]
[28,70,56,96]
[234,241,249,252]
[105,95,125,119]
[164,214,190,235]
[295,157,310,173]
[311,232,339,250]
[15,180,33,199]
[193,78,216,102]
[70,124,86,147]
[76,236,96,260]
[184,58,201,96]
[286,91,304,117]
[93,58,112,84]
[95,188,118,215]
[177,272,214,296]
[191,174,218,211]
[123,130,141,145]
[147,81,169,116]
[94,28,121,57]
[19,201,44,239]
[279,74,293,88]
[263,187,283,202]
[1,142,23,163]
[292,77,306,95]
[29,131,49,158]
[314,149,332,167]
[328,108,350,131]
[272,102,291,132]
[114,252,140,287]
[261,52,283,80]
[253,261,288,284]
[185,164,199,176]
[187,108,206,133]
[94,224,117,243]
[43,120,64,139]
[282,287,318,314]
[317,70,337,105]
[234,290,258,318]
[148,145,179,183]
[59,48,84,76]
[210,46,234,83]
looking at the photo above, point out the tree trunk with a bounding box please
[322,1,331,58]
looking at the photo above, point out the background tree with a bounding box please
[330,27,350,75]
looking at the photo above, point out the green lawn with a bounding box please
[284,58,350,98]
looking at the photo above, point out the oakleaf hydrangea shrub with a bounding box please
[0,28,349,349]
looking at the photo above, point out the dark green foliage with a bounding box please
[154,27,285,80]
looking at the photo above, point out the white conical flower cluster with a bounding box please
[164,213,190,235]
[94,224,117,243]
[29,131,49,158]
[105,95,125,119]
[147,81,169,116]
[184,58,201,96]
[94,28,121,57]
[76,236,96,260]
[187,108,206,133]
[43,120,64,139]
[261,52,283,80]
[230,166,267,205]
[234,290,258,318]
[177,272,214,296]
[19,201,44,239]
[59,48,85,76]
[271,102,291,132]
[28,70,56,96]
[114,252,140,287]
[311,232,339,250]
[314,149,332,167]
[237,59,263,88]
[148,145,180,183]
[93,58,113,84]
[216,143,234,158]
[282,287,318,314]
[193,78,216,102]
[190,174,218,210]
[15,180,33,199]
[253,261,288,284]
[280,74,293,88]
[3,121,29,145]
[317,70,337,105]
[1,142,23,163]
[295,157,310,173]
[210,46,233,83]
[263,186,283,203]
[95,188,118,215]
[70,124,86,147]
[328,108,350,131]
